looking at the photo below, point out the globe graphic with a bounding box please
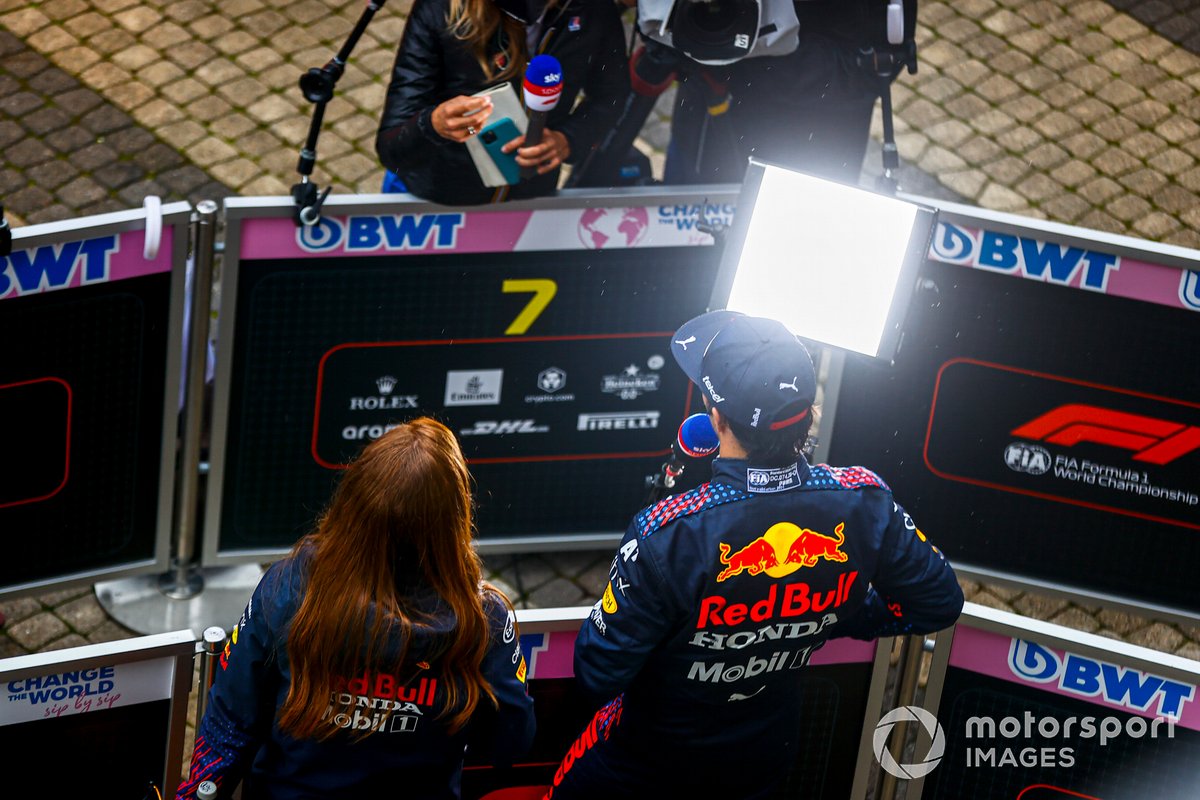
[577,207,650,249]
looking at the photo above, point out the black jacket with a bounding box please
[574,455,963,763]
[376,0,630,205]
[175,553,535,799]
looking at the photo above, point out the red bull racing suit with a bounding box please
[544,455,963,799]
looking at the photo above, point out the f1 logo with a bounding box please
[1011,403,1200,465]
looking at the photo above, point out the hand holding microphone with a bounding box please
[663,413,719,486]
[513,55,565,179]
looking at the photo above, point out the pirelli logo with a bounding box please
[577,411,660,431]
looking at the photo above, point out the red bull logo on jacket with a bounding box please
[716,522,848,582]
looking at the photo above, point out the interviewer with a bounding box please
[376,0,630,205]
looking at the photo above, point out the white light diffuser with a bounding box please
[712,160,937,362]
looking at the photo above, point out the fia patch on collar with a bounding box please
[746,464,801,493]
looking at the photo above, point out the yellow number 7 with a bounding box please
[502,279,557,335]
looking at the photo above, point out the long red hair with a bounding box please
[278,417,506,739]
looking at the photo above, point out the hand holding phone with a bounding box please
[479,117,523,185]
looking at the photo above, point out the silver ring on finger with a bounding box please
[467,126,477,136]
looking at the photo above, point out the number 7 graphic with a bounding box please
[503,279,557,335]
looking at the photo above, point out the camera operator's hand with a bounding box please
[431,95,493,142]
[503,129,571,175]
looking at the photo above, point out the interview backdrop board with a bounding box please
[204,189,739,564]
[461,607,891,800]
[0,204,192,599]
[822,199,1200,622]
[0,629,196,798]
[909,602,1200,800]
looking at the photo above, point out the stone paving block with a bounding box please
[87,619,140,644]
[970,589,1015,613]
[1012,592,1070,623]
[43,633,92,652]
[28,158,76,190]
[93,161,145,190]
[68,142,119,171]
[1050,606,1101,633]
[209,158,262,187]
[978,181,1028,210]
[1126,622,1184,652]
[0,597,42,626]
[526,579,591,610]
[1106,192,1154,221]
[1132,210,1181,238]
[1119,166,1169,196]
[81,62,134,91]
[7,612,69,650]
[6,137,54,167]
[24,107,72,136]
[0,7,50,37]
[1076,208,1124,233]
[57,175,108,205]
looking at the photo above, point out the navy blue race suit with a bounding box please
[543,454,963,799]
[176,553,535,800]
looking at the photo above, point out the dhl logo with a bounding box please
[716,522,848,583]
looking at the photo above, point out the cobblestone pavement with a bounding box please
[3,0,1200,781]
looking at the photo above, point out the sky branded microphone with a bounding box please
[677,412,719,458]
[521,55,564,179]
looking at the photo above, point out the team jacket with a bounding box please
[375,0,629,205]
[176,554,535,800]
[573,455,963,759]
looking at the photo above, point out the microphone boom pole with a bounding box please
[292,0,388,227]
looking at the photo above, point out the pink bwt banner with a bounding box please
[237,203,731,260]
[929,219,1200,313]
[949,625,1200,732]
[0,228,173,300]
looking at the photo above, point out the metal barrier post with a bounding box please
[95,200,263,636]
[876,633,926,800]
[196,625,228,724]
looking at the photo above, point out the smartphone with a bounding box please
[479,117,522,185]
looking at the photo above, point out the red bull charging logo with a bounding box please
[716,522,848,582]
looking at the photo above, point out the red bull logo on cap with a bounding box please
[716,522,848,582]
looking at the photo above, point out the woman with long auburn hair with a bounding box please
[375,0,629,204]
[176,418,535,799]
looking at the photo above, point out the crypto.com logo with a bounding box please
[873,705,946,779]
[1011,404,1200,466]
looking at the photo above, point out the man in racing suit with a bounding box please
[541,310,964,799]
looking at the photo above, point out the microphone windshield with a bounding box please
[523,55,564,111]
[677,413,719,458]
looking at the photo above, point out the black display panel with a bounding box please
[0,631,195,798]
[920,620,1200,800]
[215,246,720,555]
[461,627,879,799]
[826,244,1200,617]
[0,274,173,590]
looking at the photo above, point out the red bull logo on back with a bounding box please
[716,522,848,582]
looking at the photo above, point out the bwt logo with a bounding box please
[0,236,119,298]
[297,214,464,253]
[1012,404,1200,465]
[1181,270,1200,311]
[1009,639,1195,719]
[932,221,1119,291]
